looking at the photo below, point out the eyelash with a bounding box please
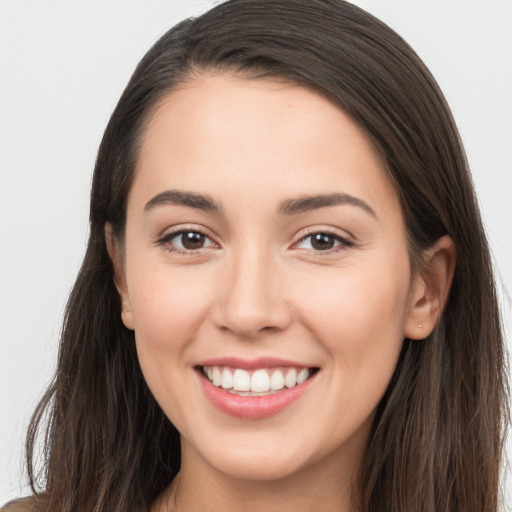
[156,227,354,255]
[294,229,354,254]
[157,227,218,254]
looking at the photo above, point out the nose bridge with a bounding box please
[214,240,290,337]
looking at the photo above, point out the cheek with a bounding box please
[291,261,411,446]
[126,258,213,378]
[295,260,410,370]
[126,264,216,427]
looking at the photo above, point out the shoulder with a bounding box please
[1,497,40,512]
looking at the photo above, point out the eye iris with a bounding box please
[181,232,205,250]
[311,233,335,250]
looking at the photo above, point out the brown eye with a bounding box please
[310,233,336,250]
[161,230,216,252]
[296,231,352,252]
[180,231,206,250]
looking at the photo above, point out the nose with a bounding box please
[212,247,292,339]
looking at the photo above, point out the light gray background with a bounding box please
[1,0,511,506]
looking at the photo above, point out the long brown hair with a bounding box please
[23,1,508,510]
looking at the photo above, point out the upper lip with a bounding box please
[196,356,315,370]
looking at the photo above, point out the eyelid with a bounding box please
[291,227,356,253]
[155,224,220,253]
[154,224,356,255]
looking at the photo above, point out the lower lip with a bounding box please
[197,370,317,419]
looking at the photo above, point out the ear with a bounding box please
[105,223,134,331]
[404,235,456,340]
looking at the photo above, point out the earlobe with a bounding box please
[121,304,135,331]
[105,223,134,331]
[405,235,456,340]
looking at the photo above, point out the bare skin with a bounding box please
[107,73,455,512]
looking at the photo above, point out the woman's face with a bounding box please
[115,73,424,482]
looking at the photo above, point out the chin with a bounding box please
[208,449,310,482]
[184,426,340,483]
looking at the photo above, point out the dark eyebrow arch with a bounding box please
[144,190,222,214]
[279,193,376,217]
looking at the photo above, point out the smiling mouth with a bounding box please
[199,365,320,396]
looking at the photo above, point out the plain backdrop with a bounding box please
[1,0,511,506]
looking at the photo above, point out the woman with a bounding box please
[3,0,508,510]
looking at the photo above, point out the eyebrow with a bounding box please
[144,190,222,214]
[279,193,376,217]
[144,189,375,218]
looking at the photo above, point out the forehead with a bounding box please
[141,73,381,161]
[130,72,400,221]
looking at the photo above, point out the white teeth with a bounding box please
[270,370,285,390]
[212,367,222,386]
[202,365,314,394]
[284,368,297,388]
[251,369,270,392]
[221,368,233,389]
[297,368,310,384]
[233,369,251,392]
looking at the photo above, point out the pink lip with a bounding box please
[196,356,310,370]
[196,366,318,420]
